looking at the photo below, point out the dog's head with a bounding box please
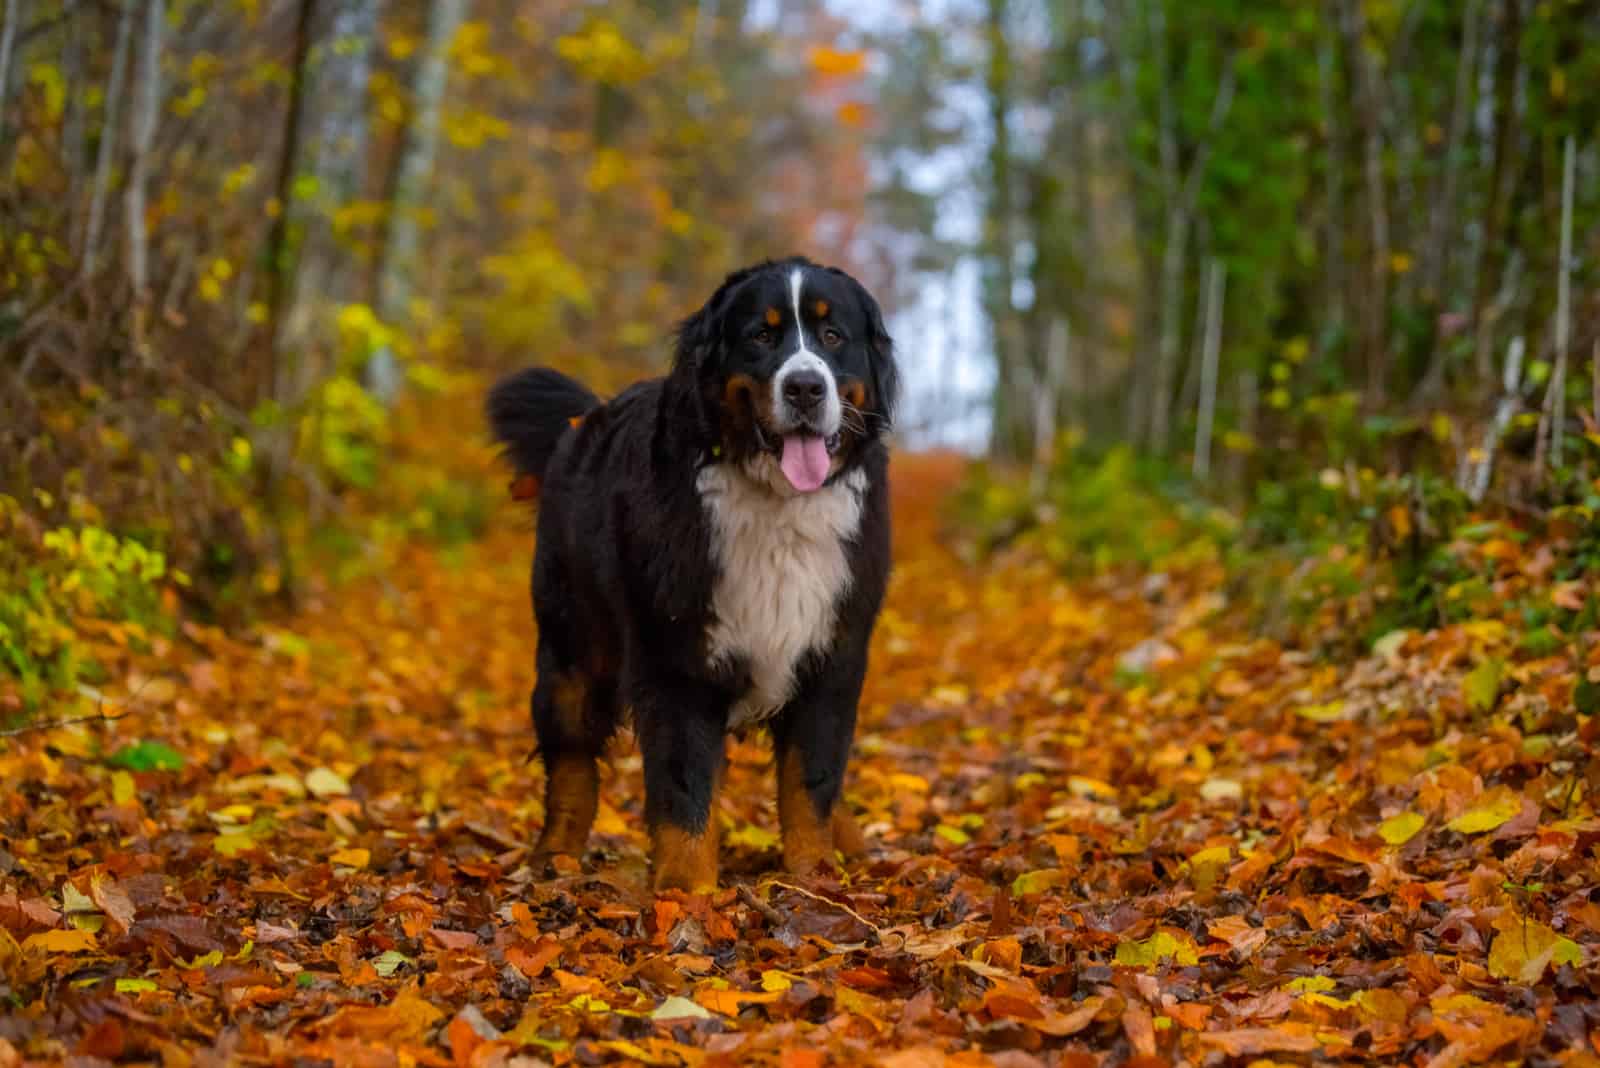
[659,257,899,494]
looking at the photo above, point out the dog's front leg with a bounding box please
[634,672,729,892]
[772,648,868,877]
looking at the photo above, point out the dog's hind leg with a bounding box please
[529,644,616,865]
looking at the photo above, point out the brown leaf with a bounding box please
[90,876,137,936]
[1197,1027,1319,1055]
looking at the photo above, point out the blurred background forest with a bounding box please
[2,0,1599,713]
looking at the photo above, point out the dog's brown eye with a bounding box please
[821,328,843,347]
[754,328,775,346]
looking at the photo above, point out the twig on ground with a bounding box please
[764,878,882,936]
[737,882,789,926]
[0,674,168,740]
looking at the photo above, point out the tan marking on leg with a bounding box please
[650,824,720,892]
[650,756,722,892]
[650,750,723,892]
[552,674,589,737]
[779,746,834,876]
[832,803,867,858]
[534,754,597,858]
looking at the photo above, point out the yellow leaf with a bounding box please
[934,824,970,845]
[1487,915,1584,982]
[1115,930,1198,968]
[1446,790,1522,834]
[330,847,369,869]
[1012,868,1071,896]
[1463,659,1502,712]
[214,831,256,856]
[725,823,779,851]
[759,969,794,992]
[1067,775,1117,800]
[1378,811,1425,845]
[1296,701,1347,722]
[23,929,99,954]
[304,767,350,798]
[112,770,136,805]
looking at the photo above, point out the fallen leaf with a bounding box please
[1487,914,1584,982]
[1379,811,1425,845]
[652,995,712,1021]
[1114,929,1198,968]
[304,767,350,798]
[22,929,98,953]
[1447,790,1522,834]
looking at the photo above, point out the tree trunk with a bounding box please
[1471,0,1524,385]
[983,0,1027,460]
[369,0,469,405]
[1192,258,1225,481]
[63,0,87,242]
[81,0,134,281]
[1149,202,1189,453]
[284,0,381,363]
[1535,134,1576,478]
[124,0,164,315]
[262,0,319,379]
[1316,15,1347,351]
[0,0,20,147]
[1419,0,1481,305]
[1341,0,1390,408]
[1412,0,1483,399]
[1148,47,1234,455]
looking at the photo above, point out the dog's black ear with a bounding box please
[656,263,767,466]
[832,268,899,425]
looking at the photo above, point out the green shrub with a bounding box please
[0,502,174,713]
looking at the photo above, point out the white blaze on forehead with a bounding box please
[772,267,842,434]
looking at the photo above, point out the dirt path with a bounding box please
[1,453,1591,1066]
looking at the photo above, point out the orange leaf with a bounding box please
[429,927,479,950]
[836,101,872,128]
[806,46,867,77]
[780,1050,825,1068]
[505,939,562,977]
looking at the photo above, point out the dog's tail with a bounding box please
[486,368,601,496]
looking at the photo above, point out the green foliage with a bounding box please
[0,503,173,712]
[302,375,390,491]
[106,740,187,772]
[954,438,1234,572]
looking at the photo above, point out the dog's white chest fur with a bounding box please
[698,460,866,729]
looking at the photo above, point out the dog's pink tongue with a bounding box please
[780,433,830,493]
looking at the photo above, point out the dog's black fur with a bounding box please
[487,256,898,889]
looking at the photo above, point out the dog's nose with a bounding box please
[783,370,827,411]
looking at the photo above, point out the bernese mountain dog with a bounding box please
[486,256,899,891]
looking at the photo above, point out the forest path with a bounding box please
[1,452,1587,1066]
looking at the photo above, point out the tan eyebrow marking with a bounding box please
[765,307,781,326]
[813,300,830,318]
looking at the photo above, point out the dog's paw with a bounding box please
[528,850,584,879]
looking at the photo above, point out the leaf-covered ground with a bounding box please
[2,451,1597,1067]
